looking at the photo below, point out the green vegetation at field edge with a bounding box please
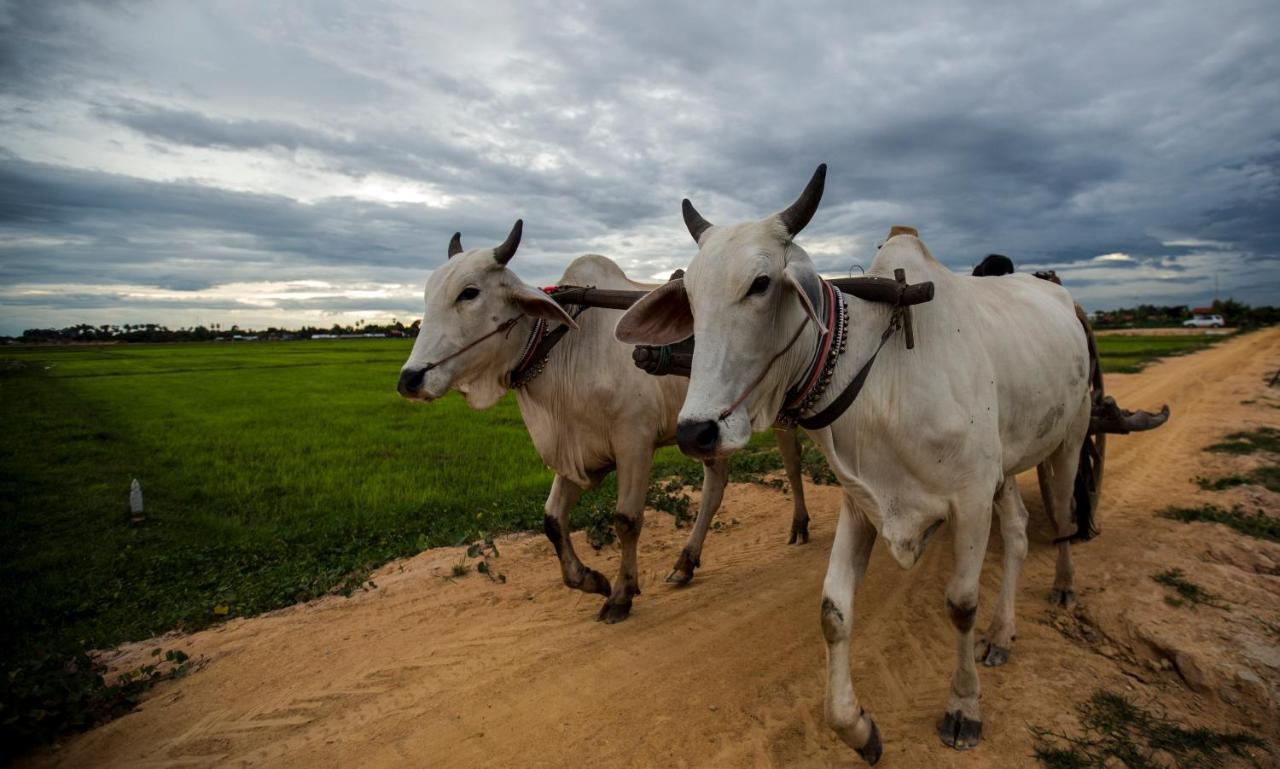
[1093,333,1227,374]
[1030,690,1265,769]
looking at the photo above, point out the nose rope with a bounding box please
[717,315,811,422]
[421,316,521,372]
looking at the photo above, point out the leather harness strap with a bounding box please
[509,299,588,389]
[795,308,901,430]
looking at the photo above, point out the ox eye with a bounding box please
[746,275,771,297]
[456,287,480,302]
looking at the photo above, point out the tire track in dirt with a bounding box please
[23,329,1280,769]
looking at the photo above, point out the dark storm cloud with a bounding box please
[1,0,1278,334]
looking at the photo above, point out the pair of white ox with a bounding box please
[399,166,1092,762]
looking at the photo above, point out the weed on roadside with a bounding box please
[1152,569,1228,610]
[1195,464,1280,493]
[1159,504,1280,543]
[1205,427,1280,455]
[1031,690,1265,769]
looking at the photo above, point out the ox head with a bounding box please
[398,220,578,408]
[616,164,829,459]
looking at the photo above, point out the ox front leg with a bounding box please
[777,428,811,544]
[938,501,992,751]
[978,477,1029,667]
[667,456,728,585]
[598,448,653,623]
[543,475,611,598]
[822,497,882,765]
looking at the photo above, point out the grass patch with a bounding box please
[1205,427,1280,455]
[1196,465,1280,493]
[1031,690,1265,769]
[1159,504,1280,543]
[1094,334,1225,374]
[1152,568,1228,610]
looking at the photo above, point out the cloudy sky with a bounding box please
[1,0,1277,334]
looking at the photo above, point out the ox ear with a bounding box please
[783,261,828,335]
[615,279,693,345]
[510,283,578,329]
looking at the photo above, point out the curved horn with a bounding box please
[682,199,713,245]
[447,232,463,258]
[778,163,827,236]
[493,219,523,265]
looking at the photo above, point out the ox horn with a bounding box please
[682,198,713,245]
[493,219,523,265]
[448,232,463,258]
[778,163,827,236]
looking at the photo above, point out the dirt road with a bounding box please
[27,329,1280,769]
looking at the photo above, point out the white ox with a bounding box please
[397,221,812,622]
[616,166,1091,761]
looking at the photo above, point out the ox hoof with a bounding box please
[581,569,612,598]
[976,634,1012,666]
[855,716,882,765]
[788,520,810,545]
[665,549,699,586]
[981,644,1010,667]
[1049,588,1076,608]
[597,598,632,624]
[937,710,982,750]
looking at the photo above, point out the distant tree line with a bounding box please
[5,319,422,344]
[1091,298,1279,329]
[7,298,1277,344]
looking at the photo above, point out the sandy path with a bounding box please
[26,329,1280,769]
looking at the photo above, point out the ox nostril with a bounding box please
[676,419,719,457]
[398,368,426,397]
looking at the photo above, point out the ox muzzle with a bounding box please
[676,418,720,459]
[397,367,429,399]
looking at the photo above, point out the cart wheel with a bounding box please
[1078,307,1106,535]
[1036,307,1106,538]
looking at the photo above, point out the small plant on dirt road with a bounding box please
[1031,690,1265,769]
[1159,504,1280,543]
[1152,569,1228,610]
[466,537,505,582]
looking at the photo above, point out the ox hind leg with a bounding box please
[822,496,883,764]
[1041,402,1091,608]
[597,446,653,623]
[543,475,611,597]
[977,476,1029,667]
[938,492,993,750]
[777,428,811,544]
[1043,438,1084,607]
[666,456,728,585]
